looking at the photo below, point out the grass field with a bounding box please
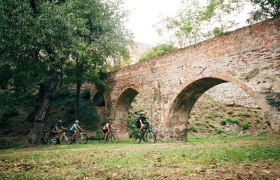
[0,135,279,179]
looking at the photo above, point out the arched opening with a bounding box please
[166,77,268,140]
[92,91,105,107]
[113,87,145,138]
[91,91,107,124]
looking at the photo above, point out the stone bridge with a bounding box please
[103,17,280,140]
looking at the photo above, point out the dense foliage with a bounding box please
[139,44,177,61]
[0,0,132,145]
[248,0,280,22]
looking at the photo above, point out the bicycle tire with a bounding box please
[97,133,104,143]
[78,133,88,144]
[110,134,119,143]
[42,133,51,145]
[48,135,56,145]
[144,130,156,143]
[62,134,71,145]
[131,131,141,144]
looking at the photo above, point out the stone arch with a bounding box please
[91,91,107,123]
[112,86,145,138]
[92,91,105,107]
[164,74,256,139]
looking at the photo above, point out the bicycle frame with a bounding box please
[132,125,156,143]
[71,131,88,144]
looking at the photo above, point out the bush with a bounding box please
[220,119,227,125]
[81,89,91,99]
[220,117,239,125]
[139,44,177,61]
[241,122,250,130]
[78,100,99,131]
[187,126,198,132]
[215,128,223,134]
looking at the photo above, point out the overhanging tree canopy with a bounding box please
[0,0,133,145]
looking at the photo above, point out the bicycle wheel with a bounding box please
[131,131,141,144]
[42,134,50,145]
[62,134,71,145]
[97,133,105,143]
[48,135,57,145]
[110,134,119,143]
[78,133,88,144]
[144,130,156,143]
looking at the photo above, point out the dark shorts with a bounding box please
[103,129,108,134]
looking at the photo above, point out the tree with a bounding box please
[247,0,280,23]
[63,0,133,119]
[139,44,177,61]
[156,0,279,47]
[156,0,242,47]
[0,0,132,146]
[0,0,73,145]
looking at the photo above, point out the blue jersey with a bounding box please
[70,123,78,131]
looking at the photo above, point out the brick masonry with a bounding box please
[105,17,280,140]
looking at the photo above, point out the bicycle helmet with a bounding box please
[140,112,145,115]
[58,120,63,123]
[75,120,79,123]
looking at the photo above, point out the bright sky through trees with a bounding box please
[123,0,183,46]
[123,0,255,47]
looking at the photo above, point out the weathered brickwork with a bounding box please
[106,17,280,139]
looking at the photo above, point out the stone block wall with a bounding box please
[206,83,259,108]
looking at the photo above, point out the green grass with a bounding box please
[0,135,279,179]
[187,134,278,143]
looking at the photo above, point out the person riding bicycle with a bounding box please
[52,120,67,143]
[102,121,114,141]
[136,112,151,134]
[69,120,83,141]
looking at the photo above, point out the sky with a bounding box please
[123,0,183,46]
[123,0,254,47]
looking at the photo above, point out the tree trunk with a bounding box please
[25,71,60,146]
[74,57,82,120]
[75,81,81,119]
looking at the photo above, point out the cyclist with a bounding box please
[136,112,151,134]
[102,121,114,141]
[52,120,67,143]
[69,120,83,142]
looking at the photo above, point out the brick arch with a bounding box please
[112,86,145,138]
[164,74,255,133]
[92,90,106,106]
[115,85,146,103]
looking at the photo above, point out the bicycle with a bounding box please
[48,131,70,145]
[98,129,119,143]
[70,131,88,144]
[131,125,156,144]
[41,129,50,145]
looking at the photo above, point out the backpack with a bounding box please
[135,118,141,127]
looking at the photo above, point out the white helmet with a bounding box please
[75,120,79,123]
